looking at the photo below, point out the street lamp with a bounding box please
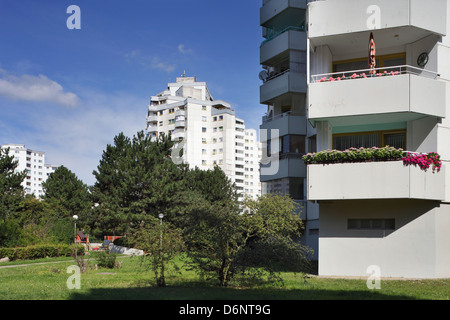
[73,215,79,260]
[73,215,78,244]
[158,214,164,252]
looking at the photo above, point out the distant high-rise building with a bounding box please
[1,144,58,198]
[146,75,261,200]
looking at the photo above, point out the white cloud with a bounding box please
[178,44,192,54]
[1,88,147,186]
[0,71,79,107]
[150,57,176,73]
[125,50,176,73]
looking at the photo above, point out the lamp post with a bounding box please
[73,215,78,260]
[158,213,165,287]
[73,215,78,244]
[158,214,164,252]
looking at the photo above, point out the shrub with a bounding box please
[0,244,84,261]
[96,251,116,269]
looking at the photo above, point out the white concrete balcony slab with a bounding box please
[307,161,445,201]
[146,115,158,123]
[308,66,446,127]
[260,71,307,104]
[260,29,307,65]
[308,0,447,54]
[260,156,306,182]
[260,112,307,137]
[261,0,306,27]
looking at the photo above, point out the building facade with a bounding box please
[1,144,58,198]
[146,76,261,200]
[259,0,319,259]
[307,0,450,278]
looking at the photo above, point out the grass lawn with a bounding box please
[0,254,448,301]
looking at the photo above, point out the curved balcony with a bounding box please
[260,70,307,104]
[307,160,445,201]
[308,65,446,127]
[261,0,306,27]
[260,28,307,65]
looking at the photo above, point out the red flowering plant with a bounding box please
[402,152,442,173]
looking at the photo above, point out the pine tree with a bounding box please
[0,147,26,220]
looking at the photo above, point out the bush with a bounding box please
[96,251,116,269]
[0,244,84,261]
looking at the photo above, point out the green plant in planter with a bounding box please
[303,146,405,165]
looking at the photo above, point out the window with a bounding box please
[168,119,175,125]
[169,108,175,114]
[202,160,207,166]
[333,130,406,151]
[213,116,217,121]
[348,219,395,230]
[202,116,207,122]
[333,53,406,73]
[202,106,207,111]
[202,127,207,133]
[159,111,163,116]
[159,121,163,126]
[202,138,207,144]
[281,135,306,155]
[202,149,206,154]
[219,115,223,121]
[289,178,304,200]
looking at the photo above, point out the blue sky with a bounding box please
[0,0,264,185]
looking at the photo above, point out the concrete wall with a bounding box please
[318,199,450,278]
[308,161,445,201]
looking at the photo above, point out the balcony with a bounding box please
[172,129,185,141]
[260,28,307,65]
[261,112,307,137]
[308,66,446,127]
[147,125,158,133]
[261,0,306,27]
[307,160,445,201]
[260,156,306,182]
[260,70,307,104]
[308,0,447,55]
[175,109,186,117]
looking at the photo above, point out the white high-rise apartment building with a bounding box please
[1,144,58,198]
[146,76,261,200]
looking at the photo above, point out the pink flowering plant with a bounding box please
[402,152,442,173]
[317,71,400,83]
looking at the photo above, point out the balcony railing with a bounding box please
[311,65,439,83]
[262,111,304,124]
[261,25,305,47]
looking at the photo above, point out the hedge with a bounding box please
[0,244,85,261]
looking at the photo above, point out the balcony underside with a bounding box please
[308,0,447,55]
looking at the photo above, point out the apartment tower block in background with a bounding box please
[146,76,261,200]
[1,144,58,198]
